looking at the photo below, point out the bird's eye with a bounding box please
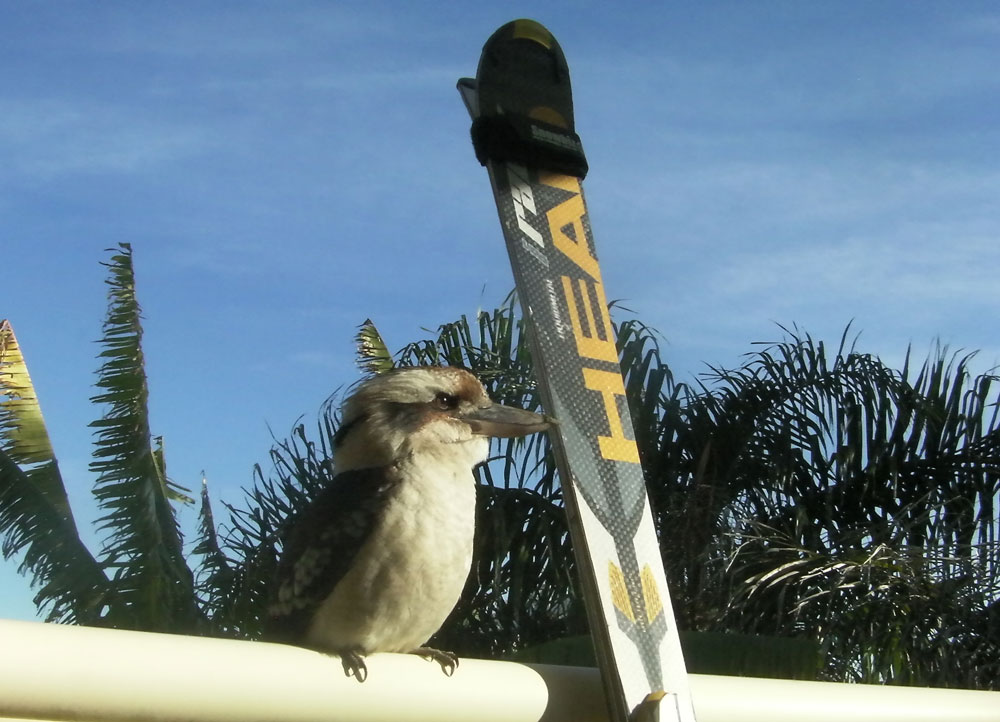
[434,392,459,410]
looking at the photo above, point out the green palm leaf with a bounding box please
[88,244,199,632]
[0,320,71,519]
[0,319,109,622]
[191,477,238,632]
[355,318,394,375]
[704,329,1000,687]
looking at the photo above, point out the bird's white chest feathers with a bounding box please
[305,439,485,654]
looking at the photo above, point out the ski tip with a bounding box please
[462,17,588,178]
[507,18,554,49]
[478,18,569,90]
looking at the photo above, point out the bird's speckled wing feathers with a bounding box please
[265,468,399,643]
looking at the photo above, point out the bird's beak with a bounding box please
[461,402,557,438]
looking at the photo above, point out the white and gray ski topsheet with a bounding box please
[459,19,697,722]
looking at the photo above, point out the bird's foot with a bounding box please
[410,646,459,676]
[339,648,368,682]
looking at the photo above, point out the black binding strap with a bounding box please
[471,113,589,179]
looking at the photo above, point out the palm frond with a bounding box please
[191,477,236,625]
[152,436,195,506]
[355,319,394,375]
[88,243,199,632]
[705,329,1000,687]
[0,319,109,622]
[0,320,74,520]
[202,411,339,638]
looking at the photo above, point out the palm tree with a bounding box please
[616,322,997,686]
[690,331,1000,687]
[0,244,200,632]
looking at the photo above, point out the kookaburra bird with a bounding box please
[266,366,554,681]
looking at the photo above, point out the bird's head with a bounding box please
[332,366,555,473]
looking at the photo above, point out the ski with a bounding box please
[458,19,697,722]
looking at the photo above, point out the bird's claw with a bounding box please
[339,649,368,682]
[411,646,459,676]
[336,647,457,681]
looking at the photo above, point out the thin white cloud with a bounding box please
[0,99,208,179]
[711,223,998,309]
[952,12,1000,38]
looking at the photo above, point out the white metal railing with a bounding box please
[0,618,997,722]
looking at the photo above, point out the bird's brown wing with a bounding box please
[264,468,399,644]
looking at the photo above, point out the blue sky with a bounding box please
[2,2,998,621]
